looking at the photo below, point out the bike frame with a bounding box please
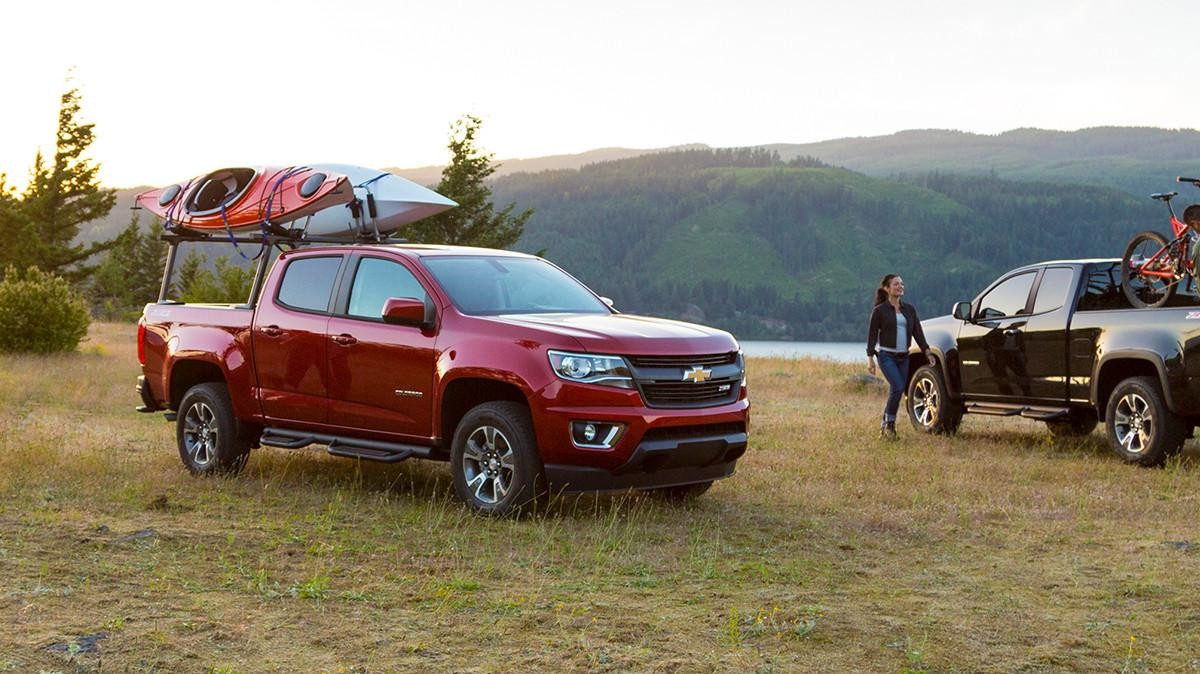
[1129,186,1197,281]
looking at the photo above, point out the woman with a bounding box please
[867,274,934,439]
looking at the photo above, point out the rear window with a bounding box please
[277,256,341,312]
[1077,263,1125,311]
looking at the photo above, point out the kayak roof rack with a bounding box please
[156,229,409,306]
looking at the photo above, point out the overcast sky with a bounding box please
[2,0,1195,188]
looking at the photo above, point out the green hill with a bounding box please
[494,149,1158,340]
[766,127,1200,197]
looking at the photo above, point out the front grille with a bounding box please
[627,352,737,368]
[640,379,740,407]
[642,422,747,442]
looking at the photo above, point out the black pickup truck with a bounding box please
[908,258,1200,466]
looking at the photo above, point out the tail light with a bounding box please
[137,318,147,365]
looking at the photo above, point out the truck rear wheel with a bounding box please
[1104,376,1187,466]
[906,364,961,435]
[450,401,546,517]
[176,382,251,475]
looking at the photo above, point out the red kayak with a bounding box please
[135,166,353,233]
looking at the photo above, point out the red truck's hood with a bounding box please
[487,313,738,355]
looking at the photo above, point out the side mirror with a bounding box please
[382,297,427,327]
[600,296,615,309]
[952,301,972,321]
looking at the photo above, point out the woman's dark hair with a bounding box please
[875,274,899,306]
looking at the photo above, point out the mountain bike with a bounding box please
[1120,177,1200,308]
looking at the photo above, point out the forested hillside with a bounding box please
[494,149,1158,340]
[80,133,1188,340]
[768,127,1200,197]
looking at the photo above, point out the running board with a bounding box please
[260,427,433,463]
[965,403,1069,421]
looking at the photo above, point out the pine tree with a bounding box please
[406,115,532,248]
[0,179,34,271]
[90,216,167,319]
[11,88,117,280]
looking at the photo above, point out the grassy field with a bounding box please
[3,324,1200,673]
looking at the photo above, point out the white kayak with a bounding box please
[295,164,457,238]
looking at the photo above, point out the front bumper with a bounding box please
[544,426,747,492]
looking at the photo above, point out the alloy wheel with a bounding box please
[1113,392,1153,454]
[462,425,516,505]
[912,376,939,428]
[183,402,218,467]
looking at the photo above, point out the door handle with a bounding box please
[260,325,284,337]
[331,333,358,346]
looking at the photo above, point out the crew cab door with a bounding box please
[252,254,347,424]
[1020,266,1077,401]
[324,254,438,440]
[957,270,1038,400]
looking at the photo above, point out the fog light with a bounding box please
[571,421,624,449]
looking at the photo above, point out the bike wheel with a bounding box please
[1121,230,1175,309]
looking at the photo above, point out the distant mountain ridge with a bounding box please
[383,143,710,186]
[763,127,1200,196]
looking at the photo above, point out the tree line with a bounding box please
[493,149,1159,340]
[0,90,531,326]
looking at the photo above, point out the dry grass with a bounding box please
[2,323,1200,672]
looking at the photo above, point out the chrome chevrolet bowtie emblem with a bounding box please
[683,366,712,383]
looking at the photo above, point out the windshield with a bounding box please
[422,256,609,315]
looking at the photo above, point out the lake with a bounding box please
[740,341,865,363]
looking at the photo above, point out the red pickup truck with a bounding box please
[136,243,750,515]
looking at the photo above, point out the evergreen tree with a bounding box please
[174,252,255,304]
[406,115,533,248]
[90,216,168,319]
[0,181,32,271]
[9,88,117,280]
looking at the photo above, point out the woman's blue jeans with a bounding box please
[877,351,908,425]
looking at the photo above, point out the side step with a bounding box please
[965,403,1070,421]
[260,427,433,464]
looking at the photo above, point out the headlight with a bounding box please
[547,350,634,389]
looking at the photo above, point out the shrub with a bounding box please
[0,266,91,353]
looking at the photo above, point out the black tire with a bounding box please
[450,401,546,517]
[176,382,251,475]
[906,364,962,434]
[1104,376,1188,467]
[648,481,713,502]
[1046,414,1098,438]
[1121,230,1175,309]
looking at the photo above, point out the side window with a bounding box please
[977,271,1036,319]
[1077,263,1126,311]
[1032,268,1075,314]
[277,256,342,312]
[347,257,428,319]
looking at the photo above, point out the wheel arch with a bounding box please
[1093,352,1174,416]
[438,375,532,449]
[168,359,228,411]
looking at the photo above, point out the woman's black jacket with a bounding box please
[867,301,929,357]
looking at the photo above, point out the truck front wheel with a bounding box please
[176,382,251,475]
[906,365,962,435]
[1104,376,1187,466]
[451,401,546,517]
